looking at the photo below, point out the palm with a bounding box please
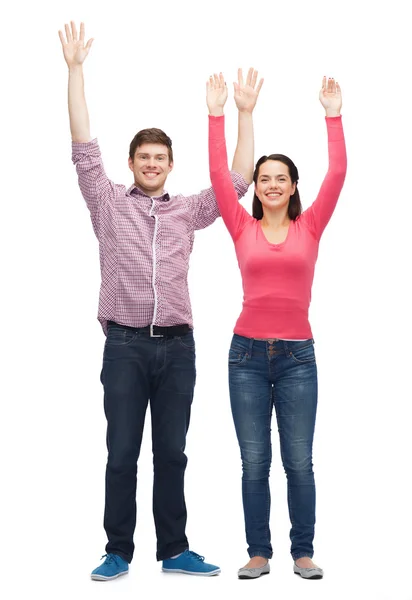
[235,84,258,111]
[319,76,342,112]
[63,40,89,65]
[234,68,263,112]
[206,73,228,113]
[58,22,93,67]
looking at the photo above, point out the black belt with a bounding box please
[108,321,191,338]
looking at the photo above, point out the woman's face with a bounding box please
[255,160,296,212]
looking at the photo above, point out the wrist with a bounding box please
[208,108,224,117]
[325,109,341,118]
[238,110,253,119]
[68,64,84,75]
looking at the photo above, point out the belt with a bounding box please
[108,321,191,338]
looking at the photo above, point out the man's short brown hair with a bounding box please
[129,128,173,163]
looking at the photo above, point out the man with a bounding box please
[58,21,256,580]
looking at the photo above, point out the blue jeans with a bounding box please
[229,334,318,560]
[101,321,196,562]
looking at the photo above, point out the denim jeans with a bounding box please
[101,321,196,563]
[229,334,318,560]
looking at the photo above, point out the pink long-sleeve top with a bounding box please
[209,114,347,339]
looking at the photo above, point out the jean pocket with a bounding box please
[106,327,136,346]
[288,341,316,364]
[228,348,249,366]
[176,332,196,351]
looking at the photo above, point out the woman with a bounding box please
[207,69,347,579]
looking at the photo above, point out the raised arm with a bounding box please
[207,71,261,240]
[58,21,94,142]
[231,68,264,184]
[303,77,347,239]
[59,22,115,237]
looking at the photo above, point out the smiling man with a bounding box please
[128,132,173,195]
[59,22,255,581]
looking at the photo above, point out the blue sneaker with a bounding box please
[162,550,220,576]
[91,553,129,581]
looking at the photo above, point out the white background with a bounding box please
[1,0,411,599]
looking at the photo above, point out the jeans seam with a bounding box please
[292,551,314,560]
[249,550,272,559]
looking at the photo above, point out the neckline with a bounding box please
[128,185,170,201]
[259,220,293,248]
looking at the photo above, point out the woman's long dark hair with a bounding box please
[252,154,302,220]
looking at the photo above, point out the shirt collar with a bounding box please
[127,184,170,202]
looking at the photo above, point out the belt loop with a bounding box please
[283,340,289,355]
[150,324,163,338]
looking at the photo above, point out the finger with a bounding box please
[71,21,78,41]
[336,81,341,95]
[238,68,244,87]
[209,75,214,89]
[85,38,94,51]
[256,77,264,95]
[246,67,253,87]
[214,73,220,88]
[58,30,66,45]
[79,22,85,43]
[328,77,333,93]
[219,72,225,88]
[322,75,326,91]
[65,23,72,42]
[251,69,258,89]
[233,82,239,95]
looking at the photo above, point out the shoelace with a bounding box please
[186,550,205,562]
[100,554,117,564]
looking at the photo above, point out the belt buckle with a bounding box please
[150,324,163,338]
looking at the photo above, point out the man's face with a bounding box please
[128,143,173,197]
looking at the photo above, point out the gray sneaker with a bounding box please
[293,562,323,579]
[238,562,270,579]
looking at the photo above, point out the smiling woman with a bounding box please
[253,154,301,244]
[207,69,347,580]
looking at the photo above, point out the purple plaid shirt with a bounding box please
[72,139,248,334]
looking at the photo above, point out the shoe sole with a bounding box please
[162,568,221,576]
[91,570,128,581]
[238,571,269,580]
[294,572,323,580]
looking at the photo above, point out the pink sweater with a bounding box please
[209,115,347,339]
